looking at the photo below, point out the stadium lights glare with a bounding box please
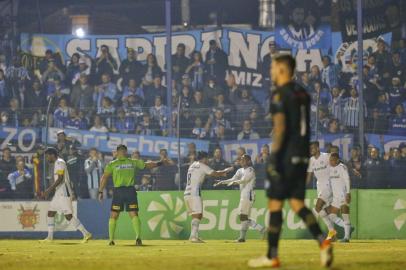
[75,27,86,38]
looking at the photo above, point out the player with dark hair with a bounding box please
[98,144,170,246]
[248,54,333,268]
[329,153,352,242]
[40,147,92,243]
[214,154,265,242]
[184,151,233,243]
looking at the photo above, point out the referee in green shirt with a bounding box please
[98,144,168,246]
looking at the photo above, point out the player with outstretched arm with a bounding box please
[98,144,170,246]
[40,147,92,243]
[248,55,333,268]
[184,151,233,243]
[214,154,265,242]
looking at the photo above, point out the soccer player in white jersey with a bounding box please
[40,147,92,243]
[306,141,338,240]
[329,153,352,242]
[184,151,233,243]
[214,154,265,242]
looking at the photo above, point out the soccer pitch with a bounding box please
[0,240,405,270]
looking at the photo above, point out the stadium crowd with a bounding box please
[1,38,406,199]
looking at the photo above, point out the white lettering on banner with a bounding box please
[125,37,153,62]
[152,35,197,70]
[18,129,36,152]
[295,49,323,73]
[228,32,260,69]
[218,200,229,230]
[0,201,77,232]
[200,30,223,61]
[287,209,306,230]
[66,38,91,58]
[0,127,17,149]
[95,39,121,73]
[229,207,240,230]
[0,127,37,152]
[201,200,218,230]
[230,70,263,87]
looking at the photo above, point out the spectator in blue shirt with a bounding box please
[65,109,88,130]
[328,86,344,123]
[388,104,406,135]
[94,73,119,110]
[123,94,143,120]
[143,75,167,107]
[122,78,144,103]
[186,51,205,91]
[112,108,136,134]
[387,77,406,109]
[8,160,32,199]
[97,97,115,129]
[149,96,170,134]
[53,97,70,128]
[321,55,341,90]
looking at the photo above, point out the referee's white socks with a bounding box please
[69,217,89,237]
[47,216,55,240]
[190,218,200,239]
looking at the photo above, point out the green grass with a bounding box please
[0,240,405,270]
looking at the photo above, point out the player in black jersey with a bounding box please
[248,55,333,268]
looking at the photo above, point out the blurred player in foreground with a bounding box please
[214,154,265,242]
[98,144,169,246]
[329,153,352,242]
[184,151,233,243]
[40,147,92,243]
[248,55,333,268]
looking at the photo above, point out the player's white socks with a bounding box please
[329,213,345,228]
[248,219,265,233]
[69,217,89,237]
[190,218,200,239]
[47,216,55,240]
[319,209,334,231]
[342,214,351,239]
[240,220,249,240]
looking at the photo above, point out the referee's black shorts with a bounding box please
[266,158,307,201]
[111,186,139,212]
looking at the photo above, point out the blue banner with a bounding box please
[366,134,406,154]
[20,28,275,89]
[0,127,40,152]
[275,0,331,50]
[43,128,209,158]
[332,32,392,74]
[220,134,354,163]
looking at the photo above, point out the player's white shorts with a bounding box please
[49,194,73,215]
[316,180,332,204]
[331,183,347,208]
[184,195,202,215]
[239,198,254,216]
